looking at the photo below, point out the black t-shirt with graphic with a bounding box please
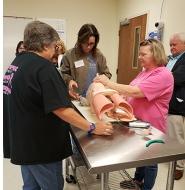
[3,52,73,165]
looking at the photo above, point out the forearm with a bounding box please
[53,106,114,136]
[107,81,144,98]
[53,107,89,131]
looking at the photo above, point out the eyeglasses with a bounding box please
[18,47,25,50]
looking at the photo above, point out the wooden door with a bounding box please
[117,14,147,84]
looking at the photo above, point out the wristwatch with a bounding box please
[87,123,96,135]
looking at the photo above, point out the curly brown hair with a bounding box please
[56,39,66,54]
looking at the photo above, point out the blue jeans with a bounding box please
[134,164,158,190]
[21,161,63,190]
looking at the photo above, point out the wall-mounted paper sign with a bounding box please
[36,18,66,45]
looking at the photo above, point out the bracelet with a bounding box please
[87,123,96,135]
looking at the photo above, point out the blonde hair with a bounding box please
[56,39,66,54]
[140,39,167,66]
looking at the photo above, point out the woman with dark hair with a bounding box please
[15,40,25,55]
[60,23,112,99]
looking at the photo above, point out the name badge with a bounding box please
[74,60,84,68]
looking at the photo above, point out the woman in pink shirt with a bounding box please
[94,39,174,190]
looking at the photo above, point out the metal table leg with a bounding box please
[101,173,109,190]
[166,161,176,190]
[65,158,70,178]
[63,159,66,179]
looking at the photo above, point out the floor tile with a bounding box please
[3,159,185,190]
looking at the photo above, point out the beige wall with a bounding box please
[4,0,185,81]
[4,0,119,80]
[118,0,185,55]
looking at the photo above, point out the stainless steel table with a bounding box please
[71,101,185,190]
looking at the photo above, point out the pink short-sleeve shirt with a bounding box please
[128,67,174,133]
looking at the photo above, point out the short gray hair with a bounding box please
[170,32,185,43]
[24,21,59,52]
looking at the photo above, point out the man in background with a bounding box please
[166,32,185,180]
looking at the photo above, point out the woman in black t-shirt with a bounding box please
[3,21,113,190]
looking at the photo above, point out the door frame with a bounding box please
[119,11,149,35]
[117,12,149,84]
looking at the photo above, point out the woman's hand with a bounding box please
[93,74,110,86]
[93,121,114,136]
[68,80,80,100]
